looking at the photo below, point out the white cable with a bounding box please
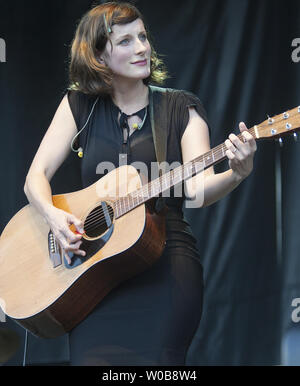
[22,329,28,367]
[71,96,100,153]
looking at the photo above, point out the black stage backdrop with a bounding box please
[1,0,300,366]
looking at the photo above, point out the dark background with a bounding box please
[1,0,300,365]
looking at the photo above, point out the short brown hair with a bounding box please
[68,1,169,96]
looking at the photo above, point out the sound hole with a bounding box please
[84,202,114,238]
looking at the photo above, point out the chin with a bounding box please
[115,69,151,82]
[129,72,151,81]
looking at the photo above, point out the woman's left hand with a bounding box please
[225,122,257,182]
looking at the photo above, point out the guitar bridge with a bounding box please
[48,231,62,268]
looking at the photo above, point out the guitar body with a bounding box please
[0,165,166,338]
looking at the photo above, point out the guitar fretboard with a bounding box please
[114,127,256,218]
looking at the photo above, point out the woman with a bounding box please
[23,2,256,365]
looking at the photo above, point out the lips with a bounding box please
[132,59,147,65]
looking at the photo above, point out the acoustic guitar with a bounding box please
[0,107,299,338]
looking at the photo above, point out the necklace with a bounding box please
[118,106,148,132]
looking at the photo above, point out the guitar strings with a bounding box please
[82,141,242,232]
[82,126,261,233]
[82,140,242,232]
[83,205,115,231]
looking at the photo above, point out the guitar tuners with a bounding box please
[298,106,300,113]
[294,132,298,142]
[278,138,283,147]
[286,123,292,130]
[268,117,274,125]
[283,112,289,119]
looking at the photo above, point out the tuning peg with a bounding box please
[294,132,298,142]
[278,137,283,147]
[267,115,274,125]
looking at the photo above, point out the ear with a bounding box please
[98,56,105,65]
[95,49,106,65]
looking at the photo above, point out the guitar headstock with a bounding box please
[254,107,300,140]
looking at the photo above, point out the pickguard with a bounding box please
[63,225,114,269]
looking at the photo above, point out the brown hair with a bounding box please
[68,1,169,96]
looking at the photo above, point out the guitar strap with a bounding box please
[118,85,168,213]
[148,85,168,213]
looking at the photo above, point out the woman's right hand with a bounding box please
[44,205,86,264]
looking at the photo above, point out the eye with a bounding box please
[140,33,147,41]
[119,38,130,45]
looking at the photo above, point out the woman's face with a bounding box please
[100,18,151,82]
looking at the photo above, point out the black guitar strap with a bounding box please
[119,85,168,213]
[148,85,168,212]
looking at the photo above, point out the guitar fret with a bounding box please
[184,165,190,179]
[191,163,195,175]
[131,194,136,209]
[206,154,211,167]
[128,196,131,211]
[136,193,140,205]
[156,179,161,194]
[142,186,149,201]
[175,170,181,184]
[187,165,192,178]
[194,162,199,174]
[116,200,121,217]
[121,197,125,215]
[164,173,169,190]
[147,184,151,200]
[169,171,174,186]
[161,176,165,192]
[123,197,128,213]
[149,182,154,198]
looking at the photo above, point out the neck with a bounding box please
[111,79,149,115]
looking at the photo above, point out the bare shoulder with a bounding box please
[181,106,211,161]
[26,93,78,182]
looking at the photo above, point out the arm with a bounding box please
[181,107,257,208]
[24,93,85,260]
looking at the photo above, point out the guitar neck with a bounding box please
[114,126,257,218]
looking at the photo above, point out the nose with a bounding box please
[134,37,147,55]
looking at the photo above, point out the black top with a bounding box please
[67,85,210,212]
